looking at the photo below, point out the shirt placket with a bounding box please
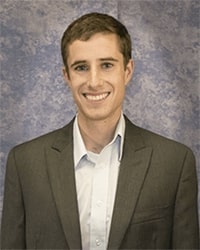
[90,153,110,250]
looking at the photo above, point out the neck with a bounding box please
[77,113,121,154]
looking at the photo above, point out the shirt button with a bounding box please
[96,239,101,246]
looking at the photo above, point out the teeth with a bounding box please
[85,93,109,101]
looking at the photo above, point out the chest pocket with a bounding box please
[132,205,173,224]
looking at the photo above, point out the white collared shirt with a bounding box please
[73,114,125,250]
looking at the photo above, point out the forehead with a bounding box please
[67,33,122,61]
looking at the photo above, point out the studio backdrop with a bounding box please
[1,0,199,221]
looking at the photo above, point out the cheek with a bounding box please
[67,76,81,88]
[69,74,88,90]
[104,71,124,84]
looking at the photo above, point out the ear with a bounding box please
[62,67,71,85]
[125,59,134,86]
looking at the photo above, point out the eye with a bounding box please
[101,62,114,70]
[74,64,89,72]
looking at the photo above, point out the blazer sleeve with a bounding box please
[1,148,26,249]
[172,149,199,248]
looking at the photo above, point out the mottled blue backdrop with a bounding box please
[1,0,200,221]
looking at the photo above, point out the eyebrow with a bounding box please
[70,60,87,68]
[99,57,119,62]
[70,57,119,68]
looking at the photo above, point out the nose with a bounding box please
[87,66,103,88]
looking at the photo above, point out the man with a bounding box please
[1,12,199,249]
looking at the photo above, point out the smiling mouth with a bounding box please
[83,92,110,101]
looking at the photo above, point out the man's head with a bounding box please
[62,12,134,124]
[61,12,132,74]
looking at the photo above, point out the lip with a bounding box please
[83,92,110,102]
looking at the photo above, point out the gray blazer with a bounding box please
[1,117,199,249]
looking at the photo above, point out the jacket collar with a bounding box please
[46,118,82,249]
[108,117,153,249]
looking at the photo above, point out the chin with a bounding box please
[82,111,110,121]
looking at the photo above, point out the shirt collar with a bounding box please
[73,113,125,168]
[73,116,87,168]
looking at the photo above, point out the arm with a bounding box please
[1,148,26,249]
[172,149,199,248]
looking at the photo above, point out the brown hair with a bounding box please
[61,12,132,73]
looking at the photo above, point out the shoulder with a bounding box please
[124,116,196,180]
[124,116,194,159]
[10,119,74,156]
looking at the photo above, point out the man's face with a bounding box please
[63,33,134,122]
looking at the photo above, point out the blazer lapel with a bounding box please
[45,120,82,249]
[108,118,153,249]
